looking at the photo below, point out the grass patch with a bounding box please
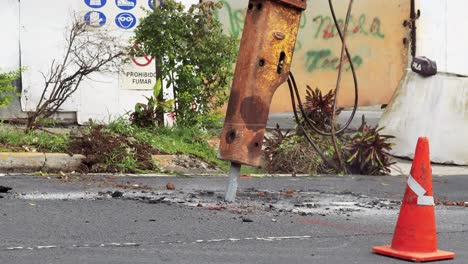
[107,118,229,171]
[240,165,265,175]
[0,126,69,152]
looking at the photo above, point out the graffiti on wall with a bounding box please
[305,49,363,72]
[312,15,385,40]
[216,0,245,38]
[216,0,386,73]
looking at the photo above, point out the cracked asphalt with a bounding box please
[1,174,467,264]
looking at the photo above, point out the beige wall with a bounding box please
[216,0,411,112]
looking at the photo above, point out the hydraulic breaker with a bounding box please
[219,0,307,201]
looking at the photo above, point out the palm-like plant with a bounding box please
[345,116,395,175]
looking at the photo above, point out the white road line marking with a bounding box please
[3,235,320,251]
[37,245,57,249]
[7,247,23,250]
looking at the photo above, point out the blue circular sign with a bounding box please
[115,12,137,29]
[84,0,107,8]
[115,0,137,10]
[84,11,107,27]
[148,0,163,10]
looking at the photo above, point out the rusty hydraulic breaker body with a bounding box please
[219,0,307,166]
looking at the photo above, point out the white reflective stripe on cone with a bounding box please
[407,175,435,206]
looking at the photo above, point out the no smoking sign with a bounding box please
[131,54,152,67]
[130,44,153,67]
[120,44,156,90]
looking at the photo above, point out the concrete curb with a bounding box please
[0,153,222,175]
[0,153,85,172]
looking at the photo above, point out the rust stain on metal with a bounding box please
[219,0,306,166]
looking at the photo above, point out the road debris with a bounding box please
[111,190,124,198]
[0,185,12,193]
[166,182,175,190]
[439,200,468,207]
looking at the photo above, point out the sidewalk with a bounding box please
[390,158,468,176]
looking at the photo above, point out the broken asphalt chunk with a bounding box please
[0,186,12,193]
[147,197,166,204]
[111,190,124,198]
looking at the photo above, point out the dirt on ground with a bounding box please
[68,125,164,173]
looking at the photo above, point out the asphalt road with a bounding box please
[1,174,467,264]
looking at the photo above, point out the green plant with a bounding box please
[263,125,337,175]
[344,116,395,175]
[35,118,58,127]
[130,80,174,128]
[132,0,238,128]
[137,126,223,167]
[263,83,396,176]
[294,86,347,174]
[130,95,159,128]
[0,68,23,108]
[106,120,227,170]
[303,86,343,132]
[105,119,228,171]
[263,124,292,171]
[107,116,135,135]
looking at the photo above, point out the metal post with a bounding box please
[224,162,241,202]
[153,0,164,126]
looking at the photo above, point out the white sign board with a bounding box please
[119,45,157,90]
[81,0,157,90]
[0,0,20,72]
[14,0,198,123]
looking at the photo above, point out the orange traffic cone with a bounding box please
[373,137,455,262]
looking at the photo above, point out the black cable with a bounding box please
[328,0,358,131]
[286,0,358,170]
[410,0,417,57]
[290,0,359,136]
